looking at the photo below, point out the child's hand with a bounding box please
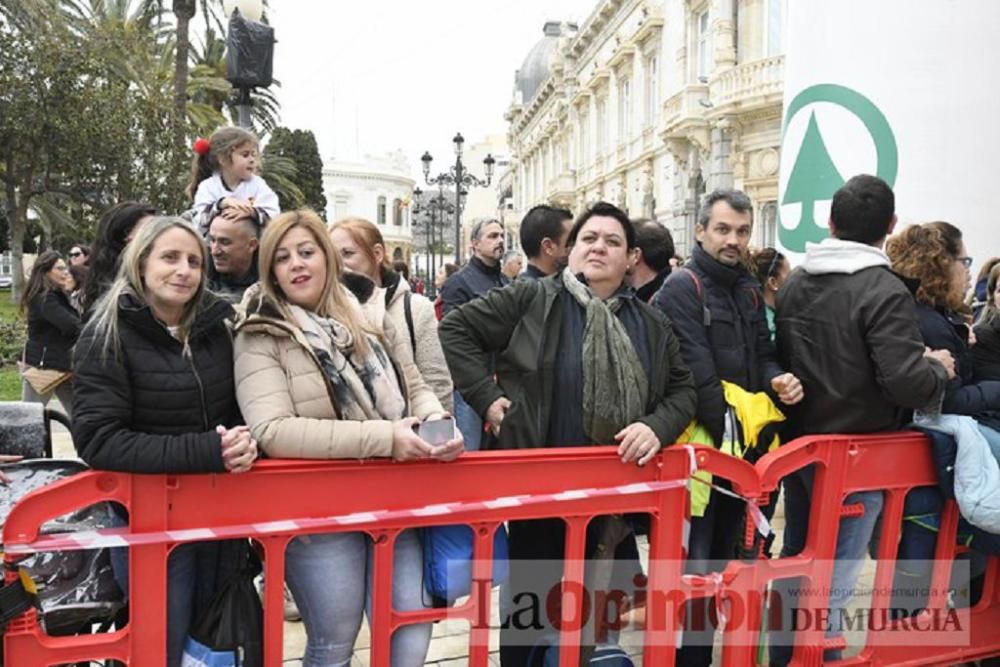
[221,198,255,220]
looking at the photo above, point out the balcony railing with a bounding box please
[709,55,784,110]
[660,84,710,134]
[547,171,577,199]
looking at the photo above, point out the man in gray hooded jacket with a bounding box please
[771,174,954,664]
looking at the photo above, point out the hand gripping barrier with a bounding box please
[3,436,998,666]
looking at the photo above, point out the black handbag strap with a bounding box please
[403,291,417,356]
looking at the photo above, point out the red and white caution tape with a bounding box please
[688,475,772,538]
[4,477,691,556]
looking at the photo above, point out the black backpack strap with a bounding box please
[403,291,417,357]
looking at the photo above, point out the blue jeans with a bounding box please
[453,390,482,451]
[285,529,430,667]
[769,466,884,666]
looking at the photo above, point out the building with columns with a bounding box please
[505,0,786,255]
[323,151,416,265]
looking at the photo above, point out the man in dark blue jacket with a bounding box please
[440,219,510,449]
[655,189,803,666]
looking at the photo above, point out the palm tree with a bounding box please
[173,0,197,149]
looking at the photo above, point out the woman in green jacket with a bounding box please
[440,202,697,665]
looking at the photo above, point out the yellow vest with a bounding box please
[676,381,785,516]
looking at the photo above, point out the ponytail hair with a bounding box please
[186,126,260,203]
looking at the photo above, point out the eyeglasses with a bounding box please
[68,252,82,258]
[955,256,973,268]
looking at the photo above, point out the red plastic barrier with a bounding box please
[719,432,1000,666]
[4,435,998,666]
[1,446,758,666]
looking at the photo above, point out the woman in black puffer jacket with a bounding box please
[20,250,81,416]
[887,221,1000,434]
[72,216,257,666]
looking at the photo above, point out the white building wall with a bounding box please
[322,151,416,263]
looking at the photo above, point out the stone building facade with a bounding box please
[505,0,786,255]
[323,151,415,265]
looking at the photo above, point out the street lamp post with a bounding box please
[412,186,454,298]
[421,133,495,265]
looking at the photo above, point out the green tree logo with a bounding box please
[779,84,898,252]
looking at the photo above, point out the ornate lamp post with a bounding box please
[421,133,495,264]
[412,186,454,298]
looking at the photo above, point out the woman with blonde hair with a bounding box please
[234,209,462,666]
[328,216,453,410]
[72,216,256,665]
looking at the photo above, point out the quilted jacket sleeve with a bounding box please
[234,330,395,459]
[71,327,227,474]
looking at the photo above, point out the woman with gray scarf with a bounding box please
[439,202,697,665]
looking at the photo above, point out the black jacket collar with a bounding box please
[634,269,671,303]
[381,269,403,305]
[523,263,549,280]
[691,243,747,289]
[469,255,502,277]
[207,248,259,286]
[119,290,233,343]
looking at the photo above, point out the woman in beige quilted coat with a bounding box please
[328,216,453,411]
[233,209,462,667]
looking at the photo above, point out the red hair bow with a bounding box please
[193,137,211,156]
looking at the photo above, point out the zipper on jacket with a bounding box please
[239,317,343,419]
[184,344,211,431]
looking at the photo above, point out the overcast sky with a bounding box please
[268,1,594,179]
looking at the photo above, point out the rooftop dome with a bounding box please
[515,22,577,105]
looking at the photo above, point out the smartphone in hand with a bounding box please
[416,417,456,446]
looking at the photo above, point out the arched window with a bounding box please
[377,196,387,225]
[393,198,403,226]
